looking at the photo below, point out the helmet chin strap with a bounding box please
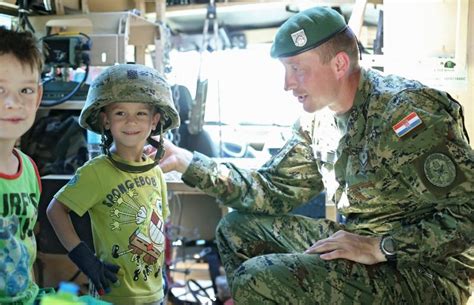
[103,124,165,174]
[147,125,165,161]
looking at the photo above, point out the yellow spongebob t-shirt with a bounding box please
[55,154,169,305]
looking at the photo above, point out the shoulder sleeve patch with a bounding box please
[414,144,466,197]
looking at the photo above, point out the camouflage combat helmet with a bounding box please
[79,63,180,135]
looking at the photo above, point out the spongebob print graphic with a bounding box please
[108,187,165,282]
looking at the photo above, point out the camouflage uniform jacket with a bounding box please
[182,68,474,290]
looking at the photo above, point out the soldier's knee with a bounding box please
[231,256,287,302]
[232,275,255,301]
[231,259,261,296]
[233,256,277,286]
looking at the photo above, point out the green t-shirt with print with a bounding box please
[0,149,40,305]
[55,155,169,305]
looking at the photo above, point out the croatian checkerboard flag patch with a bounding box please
[392,112,422,137]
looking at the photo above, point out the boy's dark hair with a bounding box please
[0,27,43,74]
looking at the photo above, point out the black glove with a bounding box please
[68,241,120,295]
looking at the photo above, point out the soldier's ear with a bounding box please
[332,51,350,79]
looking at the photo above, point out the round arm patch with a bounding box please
[424,153,456,187]
[414,144,466,197]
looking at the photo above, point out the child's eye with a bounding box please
[21,88,35,94]
[114,111,126,116]
[138,111,150,116]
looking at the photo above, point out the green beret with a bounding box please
[271,6,347,58]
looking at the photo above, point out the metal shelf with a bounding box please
[39,100,85,110]
[29,11,163,68]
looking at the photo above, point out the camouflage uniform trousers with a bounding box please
[216,211,468,305]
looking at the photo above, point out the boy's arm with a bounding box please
[46,198,81,251]
[46,198,119,295]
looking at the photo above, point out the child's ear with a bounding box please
[35,85,43,110]
[100,112,110,130]
[152,112,161,128]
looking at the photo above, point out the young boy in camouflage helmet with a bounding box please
[47,64,179,305]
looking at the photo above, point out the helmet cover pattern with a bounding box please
[79,64,180,135]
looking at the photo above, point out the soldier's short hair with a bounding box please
[314,27,359,71]
[0,27,43,74]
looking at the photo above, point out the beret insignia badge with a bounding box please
[291,29,307,47]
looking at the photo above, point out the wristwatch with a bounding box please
[380,235,397,262]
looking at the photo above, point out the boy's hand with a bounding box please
[68,242,120,295]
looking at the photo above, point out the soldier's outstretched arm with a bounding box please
[175,124,324,214]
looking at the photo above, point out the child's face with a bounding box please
[101,102,160,150]
[0,54,42,142]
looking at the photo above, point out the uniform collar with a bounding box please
[353,67,370,109]
[334,68,370,135]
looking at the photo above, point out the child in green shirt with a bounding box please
[47,64,179,305]
[0,27,44,304]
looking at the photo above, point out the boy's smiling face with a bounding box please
[0,53,43,142]
[101,102,161,156]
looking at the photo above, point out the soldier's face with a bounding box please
[0,54,42,143]
[101,102,160,151]
[280,49,339,113]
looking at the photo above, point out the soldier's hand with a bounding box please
[148,137,193,173]
[304,230,385,265]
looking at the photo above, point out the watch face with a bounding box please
[382,236,396,256]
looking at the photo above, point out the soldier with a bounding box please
[156,7,473,305]
[47,64,179,305]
